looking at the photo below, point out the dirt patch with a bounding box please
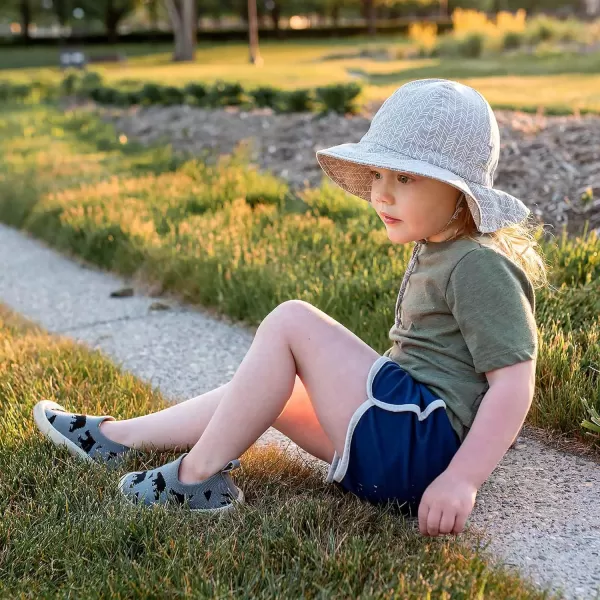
[95,100,600,238]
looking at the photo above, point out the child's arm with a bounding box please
[446,358,536,488]
[418,359,536,537]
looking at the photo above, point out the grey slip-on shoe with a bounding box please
[118,453,245,513]
[33,399,136,468]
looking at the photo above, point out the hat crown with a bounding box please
[362,79,499,187]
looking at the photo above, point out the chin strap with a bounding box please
[393,195,465,329]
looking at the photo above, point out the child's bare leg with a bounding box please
[175,299,380,484]
[99,384,227,451]
[100,375,336,462]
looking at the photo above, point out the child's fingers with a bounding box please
[453,511,470,535]
[426,506,443,536]
[439,510,457,535]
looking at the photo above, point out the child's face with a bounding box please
[369,167,463,244]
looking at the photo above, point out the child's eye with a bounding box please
[398,174,412,184]
[370,170,381,180]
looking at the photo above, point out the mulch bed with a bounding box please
[87,99,600,239]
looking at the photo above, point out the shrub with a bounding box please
[315,82,363,115]
[452,8,497,38]
[183,82,209,105]
[0,83,31,102]
[524,14,558,44]
[458,32,486,57]
[556,16,585,42]
[161,85,185,105]
[90,86,120,105]
[495,9,526,35]
[61,71,80,95]
[207,80,245,107]
[125,89,142,105]
[502,30,524,50]
[431,34,463,57]
[433,32,485,58]
[408,22,438,53]
[277,89,313,113]
[79,71,103,92]
[249,86,281,109]
[140,82,164,104]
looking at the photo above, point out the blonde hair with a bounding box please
[450,193,550,290]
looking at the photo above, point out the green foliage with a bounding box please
[60,71,80,95]
[277,89,314,113]
[79,71,104,92]
[53,71,362,115]
[161,85,185,105]
[0,82,31,102]
[524,14,585,45]
[183,82,209,105]
[459,32,485,58]
[581,396,600,435]
[248,85,281,109]
[502,30,524,51]
[207,80,245,107]
[432,31,486,58]
[314,82,363,115]
[140,82,164,104]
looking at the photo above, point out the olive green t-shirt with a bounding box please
[383,237,538,443]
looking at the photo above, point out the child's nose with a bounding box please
[378,190,395,204]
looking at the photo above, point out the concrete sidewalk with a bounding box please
[1,223,598,599]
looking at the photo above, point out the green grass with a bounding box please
[0,302,560,597]
[2,39,600,113]
[0,104,598,452]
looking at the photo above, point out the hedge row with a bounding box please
[0,72,364,115]
[68,72,363,114]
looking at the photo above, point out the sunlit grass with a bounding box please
[0,104,598,452]
[0,302,557,598]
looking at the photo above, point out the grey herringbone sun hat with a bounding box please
[316,78,530,233]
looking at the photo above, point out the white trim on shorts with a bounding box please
[325,355,447,484]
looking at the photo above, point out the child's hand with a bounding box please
[417,470,478,536]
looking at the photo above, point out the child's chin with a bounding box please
[387,230,411,244]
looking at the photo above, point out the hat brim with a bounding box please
[316,142,530,234]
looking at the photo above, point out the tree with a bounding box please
[74,0,136,44]
[20,0,32,41]
[247,0,263,64]
[52,0,71,27]
[362,0,376,36]
[165,0,196,61]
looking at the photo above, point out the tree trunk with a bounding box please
[106,0,121,45]
[270,2,282,38]
[20,0,31,42]
[166,0,196,62]
[248,0,263,65]
[332,2,341,27]
[366,0,376,37]
[148,0,159,30]
[53,0,68,27]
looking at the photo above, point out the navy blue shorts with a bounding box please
[325,356,461,516]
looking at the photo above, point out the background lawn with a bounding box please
[2,39,600,114]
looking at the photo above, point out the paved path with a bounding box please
[1,223,598,599]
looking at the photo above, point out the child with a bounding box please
[33,78,546,537]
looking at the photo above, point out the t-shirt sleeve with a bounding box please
[445,247,538,374]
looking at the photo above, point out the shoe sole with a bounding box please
[33,399,94,463]
[117,473,245,514]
